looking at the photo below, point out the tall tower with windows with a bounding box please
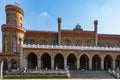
[1,4,26,52]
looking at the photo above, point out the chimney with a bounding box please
[94,20,98,46]
[58,18,62,46]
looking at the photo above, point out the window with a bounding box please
[7,13,10,17]
[7,20,10,24]
[115,44,118,48]
[5,44,7,52]
[13,35,17,41]
[53,41,58,45]
[42,40,47,45]
[4,35,7,41]
[30,39,35,45]
[66,40,71,46]
[20,17,22,20]
[13,13,16,19]
[13,44,17,52]
[13,20,16,25]
[76,41,80,46]
[105,42,109,47]
[86,42,90,47]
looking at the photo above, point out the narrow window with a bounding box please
[13,35,17,41]
[13,44,17,52]
[76,41,80,46]
[5,44,7,52]
[42,40,47,45]
[66,40,71,46]
[86,42,90,47]
[30,39,35,45]
[53,41,58,45]
[13,13,16,19]
[4,35,7,41]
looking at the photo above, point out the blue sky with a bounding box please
[0,0,120,51]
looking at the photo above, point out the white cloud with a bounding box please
[40,12,48,16]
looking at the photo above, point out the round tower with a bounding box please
[1,4,26,52]
[6,4,24,27]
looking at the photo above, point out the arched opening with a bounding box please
[67,54,77,70]
[115,55,120,69]
[27,52,37,69]
[3,58,8,70]
[41,53,51,69]
[92,54,101,70]
[104,55,113,70]
[80,54,89,70]
[54,53,64,69]
[10,58,17,69]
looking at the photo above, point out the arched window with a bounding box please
[13,20,16,25]
[7,13,10,17]
[105,42,109,47]
[13,44,17,52]
[13,35,17,41]
[13,13,16,19]
[42,40,47,45]
[4,35,7,41]
[20,17,22,21]
[115,43,118,48]
[30,39,35,45]
[7,20,10,24]
[53,41,58,45]
[86,42,90,47]
[5,44,7,52]
[66,40,71,46]
[76,41,80,46]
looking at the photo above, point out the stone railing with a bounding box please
[22,44,120,51]
[108,69,120,79]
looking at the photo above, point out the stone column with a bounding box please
[38,59,41,69]
[77,58,80,70]
[89,59,92,70]
[64,57,67,69]
[19,38,24,70]
[51,58,54,69]
[101,59,104,70]
[112,60,115,70]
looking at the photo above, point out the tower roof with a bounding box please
[5,4,24,16]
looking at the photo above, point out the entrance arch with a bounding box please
[115,55,120,69]
[10,58,17,69]
[41,53,51,69]
[67,54,77,70]
[54,53,64,69]
[3,58,8,70]
[92,54,101,70]
[104,55,113,70]
[27,52,37,69]
[80,54,89,70]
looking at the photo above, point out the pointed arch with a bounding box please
[92,54,101,70]
[104,55,113,70]
[54,53,64,69]
[80,54,89,70]
[67,53,77,70]
[10,58,17,69]
[27,52,37,69]
[115,55,120,69]
[41,53,51,69]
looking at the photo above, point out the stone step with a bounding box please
[70,70,114,79]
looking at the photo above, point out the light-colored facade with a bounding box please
[0,4,120,71]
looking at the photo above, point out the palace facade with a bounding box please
[0,4,120,71]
